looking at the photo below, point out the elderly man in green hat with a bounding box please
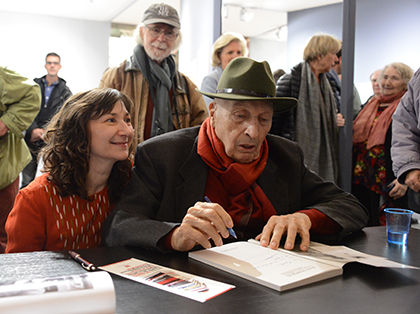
[103,57,368,252]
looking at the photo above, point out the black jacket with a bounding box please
[270,63,302,140]
[103,126,368,251]
[270,63,339,141]
[25,76,72,149]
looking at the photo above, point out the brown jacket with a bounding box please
[99,57,208,147]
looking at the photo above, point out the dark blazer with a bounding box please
[25,76,72,151]
[103,127,368,251]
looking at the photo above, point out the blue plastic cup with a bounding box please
[384,208,413,245]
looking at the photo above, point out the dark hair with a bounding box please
[40,88,134,203]
[46,52,61,62]
[336,48,342,59]
[272,69,285,83]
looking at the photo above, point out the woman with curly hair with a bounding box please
[352,62,413,226]
[6,88,134,252]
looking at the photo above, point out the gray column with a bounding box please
[338,0,356,192]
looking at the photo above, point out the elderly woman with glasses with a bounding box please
[352,62,414,226]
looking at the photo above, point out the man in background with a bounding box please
[327,48,362,118]
[100,3,207,148]
[0,66,40,252]
[21,52,72,188]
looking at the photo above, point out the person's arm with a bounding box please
[183,75,209,126]
[0,68,41,138]
[0,119,8,137]
[102,162,178,251]
[5,189,46,253]
[298,158,368,239]
[99,66,119,89]
[257,139,368,251]
[391,69,420,186]
[271,73,295,139]
[103,132,232,252]
[200,72,219,109]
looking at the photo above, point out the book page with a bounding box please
[189,242,342,292]
[249,240,418,269]
[99,258,234,303]
[0,272,115,314]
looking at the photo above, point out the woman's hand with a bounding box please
[336,113,345,127]
[389,179,408,199]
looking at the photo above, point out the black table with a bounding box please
[1,226,420,314]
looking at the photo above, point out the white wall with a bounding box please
[248,38,288,76]
[0,11,110,94]
[286,0,420,103]
[179,0,220,87]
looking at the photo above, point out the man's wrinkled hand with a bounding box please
[170,201,233,252]
[255,212,311,251]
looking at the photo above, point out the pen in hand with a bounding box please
[69,251,97,271]
[204,196,237,239]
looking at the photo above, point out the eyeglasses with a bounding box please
[46,62,60,65]
[145,25,179,41]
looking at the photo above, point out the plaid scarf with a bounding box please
[296,61,339,183]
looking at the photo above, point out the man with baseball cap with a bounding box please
[100,3,207,147]
[103,57,368,252]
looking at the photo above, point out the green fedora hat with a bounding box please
[197,57,297,113]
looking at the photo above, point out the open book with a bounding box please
[189,239,417,292]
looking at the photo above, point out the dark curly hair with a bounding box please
[40,88,134,203]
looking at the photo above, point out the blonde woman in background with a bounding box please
[200,32,248,109]
[272,33,343,184]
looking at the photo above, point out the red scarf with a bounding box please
[353,90,406,149]
[197,118,277,239]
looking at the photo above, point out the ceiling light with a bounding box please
[240,7,254,22]
[275,26,288,42]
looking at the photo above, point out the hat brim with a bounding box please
[143,18,180,29]
[196,89,297,114]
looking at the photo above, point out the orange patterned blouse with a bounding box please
[6,174,114,253]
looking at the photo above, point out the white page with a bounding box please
[190,242,343,292]
[247,240,418,269]
[0,271,115,314]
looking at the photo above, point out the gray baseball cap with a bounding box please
[142,3,181,29]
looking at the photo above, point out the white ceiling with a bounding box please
[0,0,342,39]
